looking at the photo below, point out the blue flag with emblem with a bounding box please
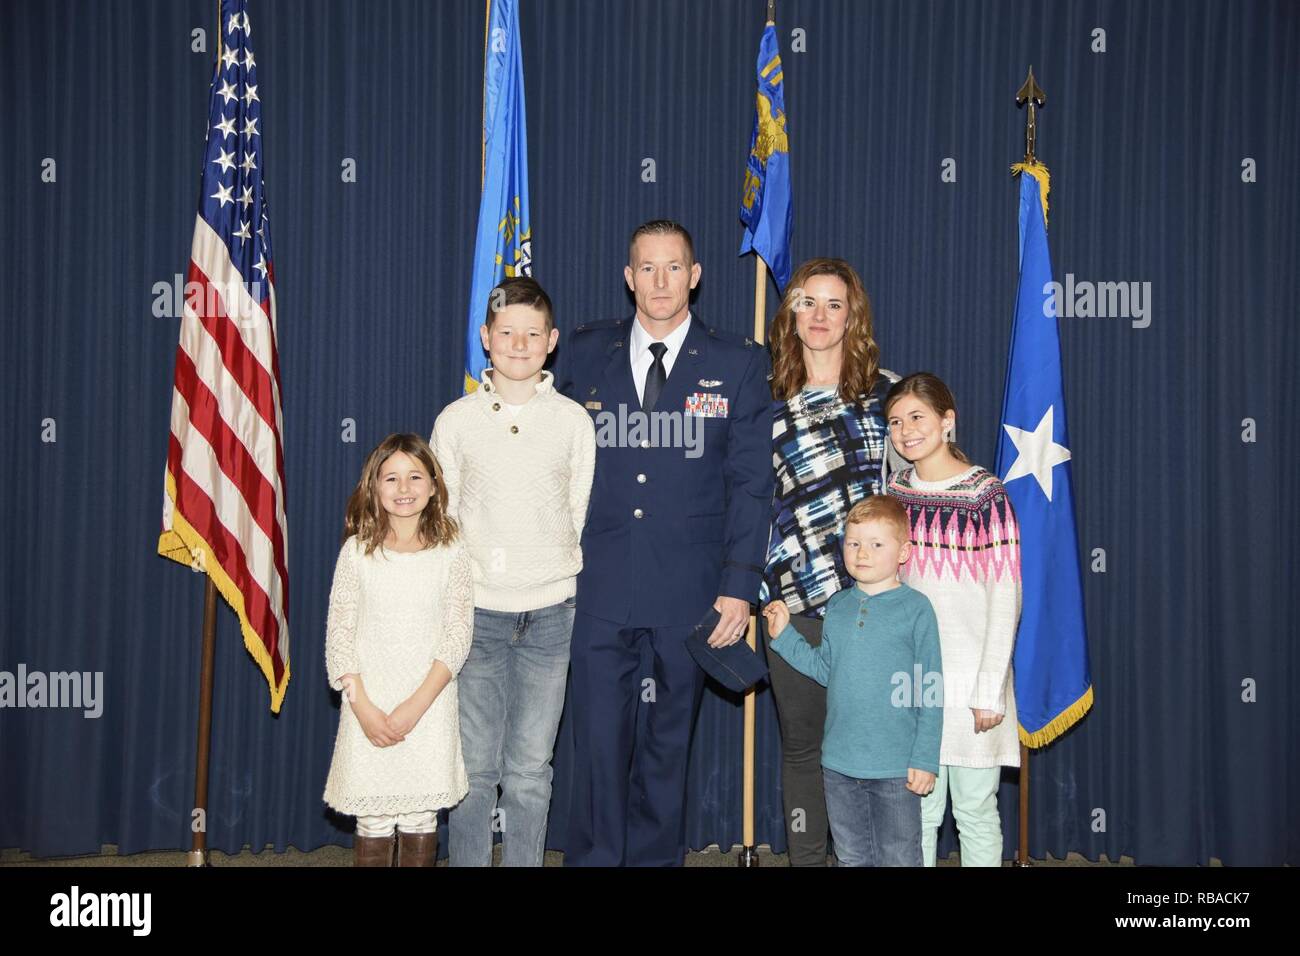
[738,19,792,292]
[465,0,532,393]
[996,163,1094,747]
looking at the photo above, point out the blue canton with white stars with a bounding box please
[200,0,273,296]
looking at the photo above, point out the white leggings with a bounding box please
[355,810,437,838]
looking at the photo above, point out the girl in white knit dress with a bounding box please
[883,374,1022,867]
[323,433,474,867]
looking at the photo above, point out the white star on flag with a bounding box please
[221,44,240,69]
[212,147,236,173]
[216,79,238,104]
[233,220,252,242]
[210,182,234,208]
[240,152,257,173]
[213,113,237,139]
[243,83,259,106]
[1001,405,1072,502]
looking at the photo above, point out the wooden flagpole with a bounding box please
[1012,65,1045,868]
[187,578,219,867]
[738,255,767,868]
[187,0,226,869]
[738,0,778,869]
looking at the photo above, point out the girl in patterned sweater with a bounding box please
[884,373,1022,867]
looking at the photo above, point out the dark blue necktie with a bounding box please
[642,341,668,412]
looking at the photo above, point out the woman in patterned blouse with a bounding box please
[759,257,904,866]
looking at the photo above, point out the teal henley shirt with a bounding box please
[770,582,944,779]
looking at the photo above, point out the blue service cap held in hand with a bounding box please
[685,606,769,693]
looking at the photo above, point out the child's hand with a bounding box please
[971,708,1004,734]
[352,696,405,748]
[762,600,791,638]
[386,693,433,739]
[906,768,936,796]
[339,675,358,703]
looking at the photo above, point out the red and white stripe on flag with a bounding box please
[159,216,290,712]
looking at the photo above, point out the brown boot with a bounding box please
[396,830,437,867]
[354,833,395,867]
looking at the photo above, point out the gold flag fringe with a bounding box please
[1011,160,1051,226]
[1018,684,1093,749]
[158,468,290,713]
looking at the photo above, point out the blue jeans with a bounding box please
[822,768,923,867]
[448,598,574,866]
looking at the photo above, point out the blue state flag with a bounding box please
[738,20,792,292]
[996,164,1094,747]
[465,0,532,393]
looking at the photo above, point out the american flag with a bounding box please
[158,0,289,712]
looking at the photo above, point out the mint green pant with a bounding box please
[920,765,1004,867]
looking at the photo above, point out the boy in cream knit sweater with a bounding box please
[433,277,595,866]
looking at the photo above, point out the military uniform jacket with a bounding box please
[557,315,775,626]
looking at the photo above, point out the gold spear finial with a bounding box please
[1016,66,1046,163]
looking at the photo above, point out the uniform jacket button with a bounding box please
[633,508,644,519]
[510,425,519,434]
[636,473,646,483]
[492,402,501,411]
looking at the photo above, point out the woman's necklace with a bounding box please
[796,386,844,427]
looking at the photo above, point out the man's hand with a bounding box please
[761,600,791,639]
[707,595,752,648]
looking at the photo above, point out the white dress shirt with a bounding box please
[629,312,692,406]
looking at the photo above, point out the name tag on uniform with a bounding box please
[585,400,602,410]
[685,392,729,418]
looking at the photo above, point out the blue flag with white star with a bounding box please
[465,0,532,393]
[995,165,1093,747]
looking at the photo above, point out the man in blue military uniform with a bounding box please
[557,220,773,866]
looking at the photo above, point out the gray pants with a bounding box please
[762,612,830,866]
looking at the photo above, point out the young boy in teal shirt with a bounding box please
[763,495,943,866]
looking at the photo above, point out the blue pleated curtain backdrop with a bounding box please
[0,0,1296,865]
